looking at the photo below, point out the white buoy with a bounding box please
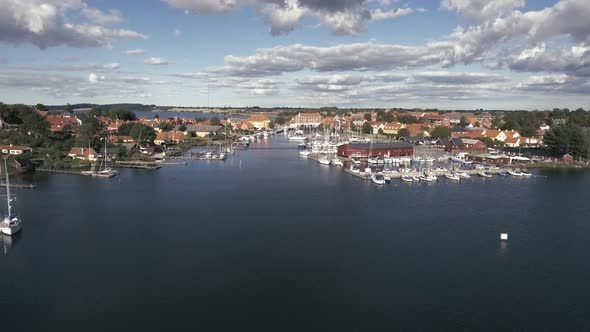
[500,233,508,241]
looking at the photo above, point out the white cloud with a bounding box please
[125,48,147,55]
[0,0,146,49]
[441,0,525,23]
[164,0,423,35]
[88,72,105,83]
[144,57,169,65]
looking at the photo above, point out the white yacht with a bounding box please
[445,173,461,181]
[456,171,471,179]
[299,150,311,157]
[318,157,331,165]
[288,130,306,141]
[371,173,386,185]
[478,171,493,178]
[330,158,343,166]
[507,169,522,176]
[0,159,22,236]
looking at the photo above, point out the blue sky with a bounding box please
[0,0,589,110]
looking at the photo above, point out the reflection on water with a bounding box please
[499,241,509,256]
[0,232,20,255]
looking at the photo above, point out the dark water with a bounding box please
[2,136,590,331]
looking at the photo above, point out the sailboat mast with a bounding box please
[4,158,11,218]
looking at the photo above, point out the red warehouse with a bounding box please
[337,142,414,158]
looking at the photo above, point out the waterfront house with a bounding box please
[184,125,224,138]
[445,138,486,153]
[337,142,413,158]
[248,114,271,129]
[434,138,450,148]
[68,147,99,161]
[154,131,186,145]
[467,154,511,165]
[0,145,33,155]
[562,153,574,162]
[290,112,322,128]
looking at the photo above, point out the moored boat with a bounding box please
[371,173,386,185]
[445,173,461,181]
[478,171,493,178]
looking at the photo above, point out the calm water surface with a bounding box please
[1,136,590,331]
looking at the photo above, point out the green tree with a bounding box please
[65,103,73,114]
[398,115,418,124]
[362,122,372,134]
[158,122,173,131]
[364,113,372,121]
[130,124,157,144]
[376,111,395,122]
[544,124,590,158]
[430,126,451,139]
[76,117,100,145]
[20,110,50,138]
[178,125,187,132]
[398,128,410,137]
[35,103,47,112]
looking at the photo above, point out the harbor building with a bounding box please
[337,142,414,158]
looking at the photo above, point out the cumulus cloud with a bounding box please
[88,72,105,83]
[0,0,146,49]
[163,0,423,35]
[441,0,525,23]
[144,57,169,65]
[125,48,147,55]
[206,41,451,77]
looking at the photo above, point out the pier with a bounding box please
[113,161,162,169]
[37,168,85,175]
[0,183,36,189]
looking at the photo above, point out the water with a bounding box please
[2,136,590,331]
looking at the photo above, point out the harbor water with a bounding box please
[1,135,590,331]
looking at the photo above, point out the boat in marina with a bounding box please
[351,158,361,165]
[419,173,437,182]
[445,173,461,181]
[297,141,307,148]
[507,169,523,176]
[498,171,508,176]
[318,157,331,165]
[0,158,22,236]
[478,171,493,178]
[456,171,470,179]
[330,158,343,166]
[288,130,306,141]
[371,173,386,185]
[299,150,311,157]
[401,175,415,182]
[521,170,532,177]
[383,174,391,183]
[350,165,361,174]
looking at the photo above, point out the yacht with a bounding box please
[498,171,508,177]
[330,158,343,166]
[456,171,470,179]
[367,157,378,165]
[318,157,331,165]
[401,175,414,182]
[288,129,306,141]
[445,173,461,181]
[351,158,361,165]
[383,174,391,184]
[507,169,523,176]
[299,150,311,157]
[0,159,22,236]
[350,165,360,174]
[478,171,493,178]
[371,173,386,185]
[521,170,532,177]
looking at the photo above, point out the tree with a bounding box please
[210,116,221,126]
[364,113,372,121]
[20,111,49,138]
[398,128,410,137]
[460,116,468,124]
[35,103,47,112]
[65,103,73,114]
[376,111,395,123]
[397,115,418,124]
[178,125,187,132]
[111,110,137,121]
[430,126,451,139]
[76,117,100,145]
[544,124,590,158]
[130,123,156,144]
[362,122,372,134]
[158,122,173,131]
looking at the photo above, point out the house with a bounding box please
[467,154,511,165]
[184,125,224,138]
[405,124,431,137]
[382,122,405,135]
[11,157,35,174]
[370,121,386,134]
[154,131,186,145]
[68,147,99,161]
[45,115,81,133]
[110,135,135,143]
[445,138,486,153]
[434,138,450,148]
[337,142,413,158]
[562,153,574,162]
[504,136,521,148]
[0,145,33,155]
[248,114,271,129]
[290,112,322,128]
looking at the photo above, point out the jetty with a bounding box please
[37,168,85,175]
[0,183,36,189]
[113,161,162,170]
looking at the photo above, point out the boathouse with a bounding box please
[337,142,413,158]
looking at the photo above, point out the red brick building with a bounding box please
[337,142,413,158]
[445,138,486,153]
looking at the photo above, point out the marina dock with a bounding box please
[0,183,36,189]
[114,161,162,169]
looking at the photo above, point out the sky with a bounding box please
[0,0,589,110]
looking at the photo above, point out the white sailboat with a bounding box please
[0,158,22,236]
[97,138,118,177]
